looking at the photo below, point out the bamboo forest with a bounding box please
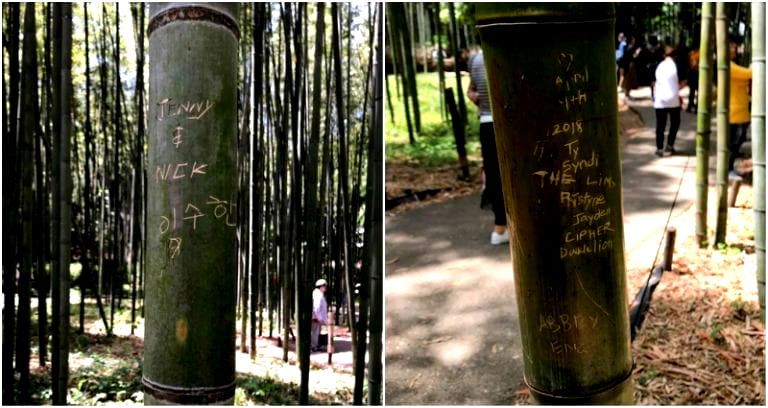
[3,2,382,405]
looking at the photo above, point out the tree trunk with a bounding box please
[80,2,92,336]
[239,51,252,356]
[278,3,292,365]
[130,2,145,336]
[435,4,447,121]
[388,4,415,144]
[476,4,633,403]
[16,3,40,402]
[332,1,357,361]
[98,3,110,317]
[696,3,715,247]
[714,2,730,245]
[296,3,326,403]
[449,3,467,122]
[367,6,384,404]
[35,5,50,365]
[111,3,122,331]
[143,4,239,404]
[250,1,266,360]
[2,5,20,402]
[52,3,73,403]
[752,2,766,320]
[418,3,427,74]
[445,88,470,179]
[399,4,421,133]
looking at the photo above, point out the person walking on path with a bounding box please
[467,50,508,245]
[619,35,640,100]
[312,279,329,352]
[653,46,686,157]
[728,39,753,177]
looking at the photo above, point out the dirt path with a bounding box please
[384,86,726,405]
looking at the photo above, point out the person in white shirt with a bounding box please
[312,279,329,352]
[653,46,686,157]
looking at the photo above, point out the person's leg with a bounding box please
[481,123,506,231]
[687,74,698,112]
[655,108,668,151]
[667,107,681,150]
[311,322,320,350]
[729,123,748,171]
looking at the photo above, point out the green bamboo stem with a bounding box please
[696,3,715,247]
[714,2,730,246]
[143,3,239,404]
[751,2,766,320]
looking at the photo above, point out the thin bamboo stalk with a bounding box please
[751,2,766,319]
[714,2,730,245]
[696,3,715,246]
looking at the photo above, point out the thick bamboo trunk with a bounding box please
[17,3,40,402]
[250,1,265,360]
[696,3,715,246]
[367,6,384,404]
[130,2,145,336]
[751,2,766,320]
[111,3,122,331]
[143,3,239,404]
[35,8,50,365]
[2,5,20,403]
[52,3,73,403]
[714,3,730,245]
[476,4,633,403]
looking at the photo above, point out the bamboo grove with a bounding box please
[385,3,475,144]
[2,2,383,405]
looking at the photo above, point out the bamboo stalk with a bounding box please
[476,4,632,403]
[714,2,730,246]
[751,2,766,319]
[143,4,239,404]
[696,2,715,247]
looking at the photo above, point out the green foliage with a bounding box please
[69,346,143,405]
[730,297,754,320]
[236,373,300,405]
[716,242,743,255]
[386,72,481,167]
[638,367,658,386]
[235,372,354,405]
[708,321,726,345]
[27,330,144,405]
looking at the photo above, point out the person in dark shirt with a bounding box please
[467,50,508,245]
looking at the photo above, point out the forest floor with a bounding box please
[22,302,357,405]
[386,85,765,405]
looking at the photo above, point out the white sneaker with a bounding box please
[490,230,509,245]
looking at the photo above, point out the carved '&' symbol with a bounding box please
[173,127,184,148]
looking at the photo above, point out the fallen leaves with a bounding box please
[629,185,764,405]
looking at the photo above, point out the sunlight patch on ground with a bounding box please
[433,337,476,366]
[387,256,514,296]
